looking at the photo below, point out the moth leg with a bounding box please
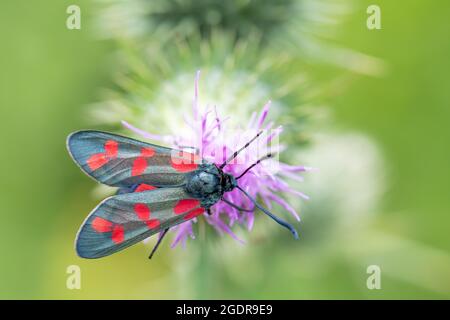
[149,228,169,260]
[221,198,255,212]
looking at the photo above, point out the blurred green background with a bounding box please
[0,0,449,299]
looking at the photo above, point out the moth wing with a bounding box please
[67,130,200,188]
[75,187,204,258]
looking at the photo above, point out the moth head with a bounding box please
[222,173,237,192]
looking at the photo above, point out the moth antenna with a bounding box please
[221,198,255,212]
[236,153,274,180]
[149,228,169,259]
[236,185,299,239]
[220,131,263,169]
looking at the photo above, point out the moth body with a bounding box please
[185,163,236,208]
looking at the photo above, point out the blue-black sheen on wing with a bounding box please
[66,130,200,188]
[76,187,205,258]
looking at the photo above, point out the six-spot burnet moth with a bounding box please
[66,130,298,259]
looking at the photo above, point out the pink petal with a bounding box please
[257,100,271,129]
[121,120,172,143]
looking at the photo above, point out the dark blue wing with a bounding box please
[76,187,205,258]
[67,130,200,188]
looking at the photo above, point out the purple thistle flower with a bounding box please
[122,72,311,247]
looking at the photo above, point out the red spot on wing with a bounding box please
[86,140,119,171]
[135,184,157,193]
[91,217,113,232]
[174,199,201,215]
[134,203,161,230]
[171,151,200,173]
[184,207,205,220]
[171,162,198,173]
[131,148,156,176]
[104,140,118,159]
[91,216,125,244]
[141,147,155,158]
[132,157,147,176]
[111,225,124,244]
[146,219,160,229]
[87,153,108,171]
[134,203,150,221]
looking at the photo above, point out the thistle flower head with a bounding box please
[97,0,301,41]
[122,72,310,247]
[95,0,385,75]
